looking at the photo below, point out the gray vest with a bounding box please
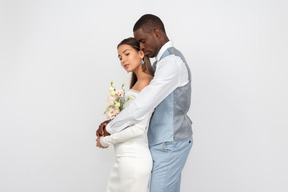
[148,47,193,146]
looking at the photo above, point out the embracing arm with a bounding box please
[100,114,151,147]
[106,56,186,134]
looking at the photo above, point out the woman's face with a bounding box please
[117,44,144,72]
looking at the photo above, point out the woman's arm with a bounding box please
[100,113,151,147]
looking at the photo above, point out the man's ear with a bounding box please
[154,29,161,38]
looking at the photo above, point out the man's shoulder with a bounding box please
[159,53,185,65]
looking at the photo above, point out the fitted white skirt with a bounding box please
[106,141,152,192]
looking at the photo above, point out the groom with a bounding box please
[97,14,193,192]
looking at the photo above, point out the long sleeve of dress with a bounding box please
[100,113,151,147]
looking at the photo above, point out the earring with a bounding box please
[141,59,144,65]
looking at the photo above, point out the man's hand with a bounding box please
[96,120,111,137]
[96,137,108,148]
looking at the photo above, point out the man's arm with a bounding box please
[100,112,152,147]
[96,120,111,137]
[106,55,187,134]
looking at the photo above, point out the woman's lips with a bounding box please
[124,64,129,69]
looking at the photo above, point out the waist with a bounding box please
[114,141,149,155]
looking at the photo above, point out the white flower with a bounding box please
[110,91,116,96]
[105,107,120,119]
[116,89,124,98]
[103,81,128,120]
[115,102,121,110]
[107,96,115,105]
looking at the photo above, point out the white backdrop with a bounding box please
[1,0,288,192]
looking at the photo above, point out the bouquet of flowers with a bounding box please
[104,81,130,120]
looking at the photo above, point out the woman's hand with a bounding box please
[96,137,108,148]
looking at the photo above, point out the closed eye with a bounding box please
[139,39,145,43]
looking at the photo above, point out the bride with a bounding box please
[96,37,154,192]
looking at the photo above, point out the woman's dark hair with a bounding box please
[117,37,154,89]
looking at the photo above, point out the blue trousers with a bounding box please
[149,136,193,192]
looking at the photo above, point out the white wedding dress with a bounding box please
[100,90,153,192]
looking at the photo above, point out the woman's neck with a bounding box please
[131,65,153,91]
[133,65,146,80]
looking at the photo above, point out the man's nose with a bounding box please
[139,43,144,50]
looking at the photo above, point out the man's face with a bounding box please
[134,28,160,58]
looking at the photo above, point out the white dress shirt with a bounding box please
[106,41,189,134]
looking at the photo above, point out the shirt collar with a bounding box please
[155,41,173,61]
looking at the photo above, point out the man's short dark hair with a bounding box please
[133,14,166,34]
